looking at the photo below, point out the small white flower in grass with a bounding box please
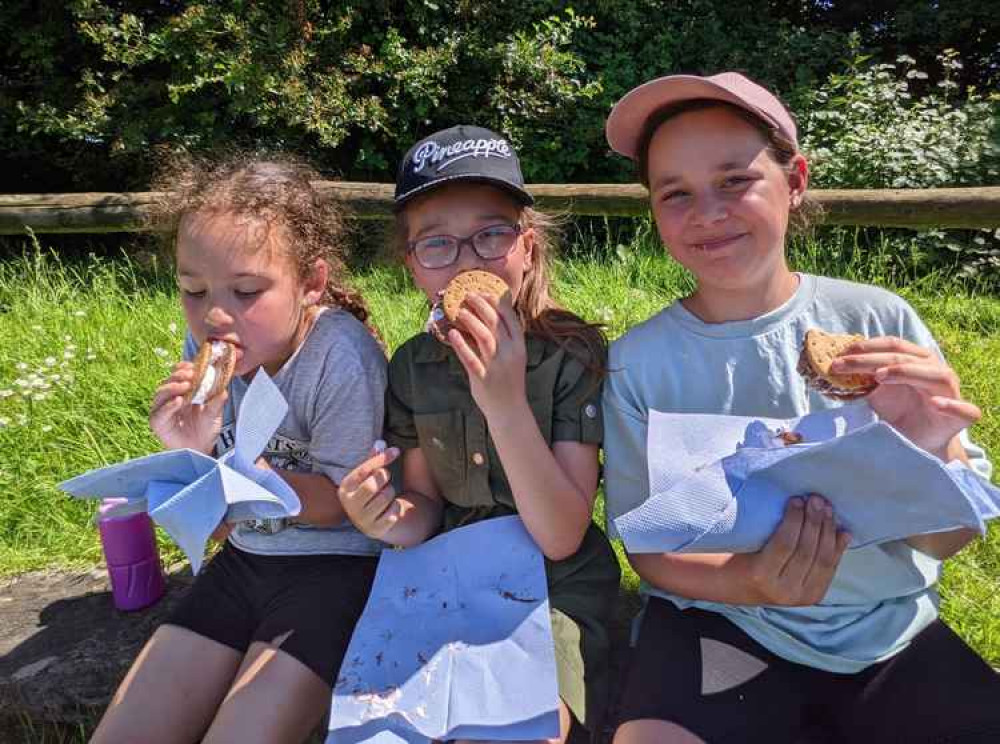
[41,425,53,433]
[86,353,97,361]
[153,347,169,358]
[0,390,13,398]
[168,322,178,334]
[0,417,8,428]
[16,362,27,371]
[64,334,71,342]
[63,350,75,360]
[49,374,61,382]
[16,414,27,425]
[15,379,29,388]
[44,357,57,367]
[74,310,86,317]
[31,392,47,401]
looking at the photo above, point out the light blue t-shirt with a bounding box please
[603,273,991,673]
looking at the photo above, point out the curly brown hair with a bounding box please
[392,197,606,376]
[147,152,376,334]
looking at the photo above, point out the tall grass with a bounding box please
[1,227,998,665]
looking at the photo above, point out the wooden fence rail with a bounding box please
[1,184,999,235]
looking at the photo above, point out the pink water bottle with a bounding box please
[98,498,166,611]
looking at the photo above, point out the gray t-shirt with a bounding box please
[603,273,991,673]
[184,307,387,556]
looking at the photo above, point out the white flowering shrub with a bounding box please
[798,43,1000,281]
[799,46,999,189]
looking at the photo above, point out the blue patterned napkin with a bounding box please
[327,516,559,744]
[615,404,1000,554]
[60,372,300,573]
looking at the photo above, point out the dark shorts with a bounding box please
[167,542,378,684]
[615,596,1000,744]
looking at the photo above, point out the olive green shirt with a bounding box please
[384,332,604,519]
[384,330,620,730]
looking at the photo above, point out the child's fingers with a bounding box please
[872,362,960,393]
[449,328,487,379]
[457,307,497,360]
[930,396,982,426]
[149,394,184,428]
[802,503,842,597]
[780,495,826,587]
[758,497,806,572]
[371,499,402,535]
[842,336,932,358]
[338,448,400,494]
[151,380,189,411]
[833,352,936,375]
[463,293,501,337]
[362,482,397,518]
[493,294,521,341]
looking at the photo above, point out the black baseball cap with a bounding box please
[394,125,534,211]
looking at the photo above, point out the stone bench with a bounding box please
[0,568,843,743]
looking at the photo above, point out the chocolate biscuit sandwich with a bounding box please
[186,340,237,405]
[797,328,878,400]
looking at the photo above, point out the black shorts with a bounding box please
[167,543,378,684]
[615,596,1000,744]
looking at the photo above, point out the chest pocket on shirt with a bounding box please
[414,410,470,504]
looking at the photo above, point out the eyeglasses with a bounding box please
[407,224,522,269]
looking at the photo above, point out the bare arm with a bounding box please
[337,447,444,548]
[904,435,979,559]
[835,337,984,560]
[486,404,596,560]
[450,294,595,561]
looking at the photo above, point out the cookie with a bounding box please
[796,328,877,400]
[426,270,510,344]
[186,340,237,405]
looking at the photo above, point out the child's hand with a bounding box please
[338,445,402,540]
[149,362,226,455]
[831,337,980,459]
[449,293,527,418]
[742,495,850,606]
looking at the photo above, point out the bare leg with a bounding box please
[202,640,332,744]
[613,719,707,744]
[452,697,573,744]
[90,625,243,744]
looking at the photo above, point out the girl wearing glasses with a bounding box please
[338,125,621,744]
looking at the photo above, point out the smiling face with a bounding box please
[401,182,535,305]
[645,105,807,319]
[175,211,327,377]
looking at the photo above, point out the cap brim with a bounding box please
[606,75,784,159]
[394,174,534,212]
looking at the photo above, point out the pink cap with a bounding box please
[606,72,798,159]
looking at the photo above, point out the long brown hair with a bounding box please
[634,99,822,235]
[393,197,606,375]
[147,152,377,336]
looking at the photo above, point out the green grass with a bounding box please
[1,227,999,668]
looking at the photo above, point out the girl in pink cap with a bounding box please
[602,72,1000,743]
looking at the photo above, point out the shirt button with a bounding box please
[584,403,598,419]
[471,452,485,466]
